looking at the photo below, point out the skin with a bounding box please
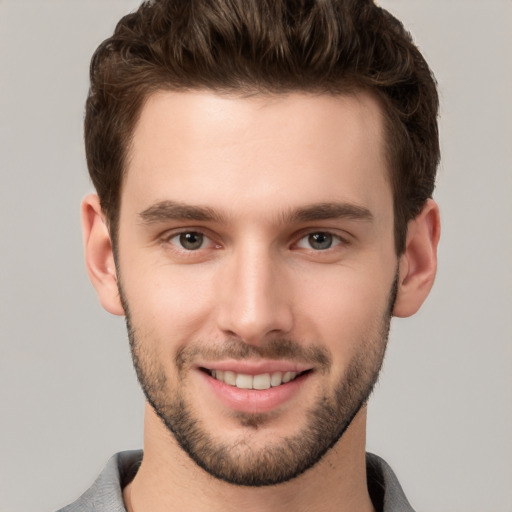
[83,90,440,512]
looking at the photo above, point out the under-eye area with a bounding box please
[200,368,313,390]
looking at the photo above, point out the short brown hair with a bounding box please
[85,0,439,254]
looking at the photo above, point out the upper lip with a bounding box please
[197,360,313,375]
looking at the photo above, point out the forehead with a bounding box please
[123,90,391,223]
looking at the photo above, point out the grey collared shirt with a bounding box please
[57,450,415,512]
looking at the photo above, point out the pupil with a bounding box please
[309,232,332,250]
[180,232,203,250]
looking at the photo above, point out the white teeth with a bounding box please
[210,369,299,389]
[253,373,271,390]
[235,374,253,389]
[282,371,294,383]
[223,370,236,386]
[270,372,283,387]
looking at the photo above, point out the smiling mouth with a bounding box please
[201,368,312,390]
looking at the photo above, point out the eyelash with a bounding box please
[161,229,349,254]
[294,231,347,251]
[163,231,218,253]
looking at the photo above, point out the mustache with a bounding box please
[176,337,332,370]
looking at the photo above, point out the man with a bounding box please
[61,0,440,510]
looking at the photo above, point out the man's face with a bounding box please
[116,91,398,485]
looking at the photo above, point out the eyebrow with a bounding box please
[283,202,374,224]
[139,200,227,224]
[138,200,373,225]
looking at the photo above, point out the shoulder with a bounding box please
[56,450,143,512]
[366,453,416,512]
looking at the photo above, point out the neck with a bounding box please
[123,404,375,512]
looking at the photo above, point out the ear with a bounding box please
[393,199,441,318]
[81,194,125,316]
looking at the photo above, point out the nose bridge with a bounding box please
[217,240,292,344]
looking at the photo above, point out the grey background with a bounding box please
[0,1,510,511]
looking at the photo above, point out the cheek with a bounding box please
[121,262,219,348]
[293,264,393,351]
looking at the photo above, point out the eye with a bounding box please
[296,232,342,251]
[168,231,211,251]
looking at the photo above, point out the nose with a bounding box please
[216,244,294,345]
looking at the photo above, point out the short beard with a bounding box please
[121,273,398,487]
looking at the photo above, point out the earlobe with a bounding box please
[81,194,125,316]
[393,199,441,318]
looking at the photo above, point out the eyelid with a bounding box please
[161,228,220,251]
[157,227,351,252]
[293,229,350,249]
[296,234,341,250]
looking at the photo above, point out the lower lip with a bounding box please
[200,371,310,413]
